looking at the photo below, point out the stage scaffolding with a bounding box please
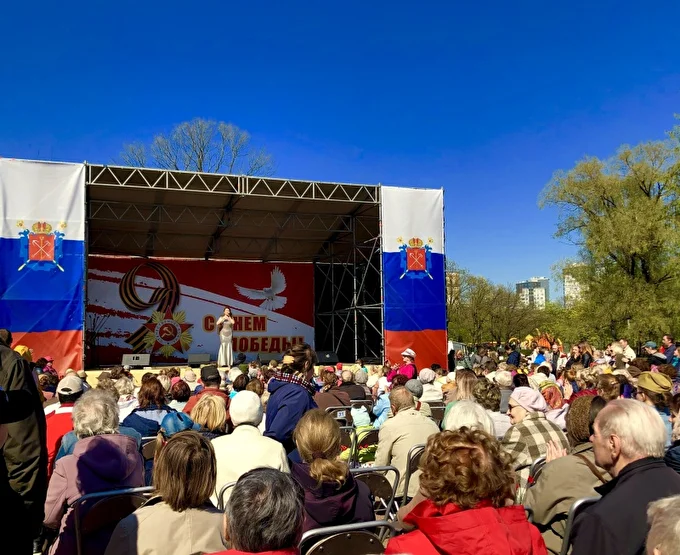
[85,164,384,362]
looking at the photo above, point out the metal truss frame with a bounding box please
[314,215,384,362]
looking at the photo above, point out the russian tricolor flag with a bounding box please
[381,186,447,368]
[0,160,86,370]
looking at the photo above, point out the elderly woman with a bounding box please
[636,371,674,446]
[472,379,511,438]
[43,390,144,555]
[291,409,373,533]
[387,429,546,554]
[105,431,224,555]
[495,370,514,414]
[122,377,176,437]
[354,369,372,398]
[442,369,477,424]
[524,395,608,554]
[418,368,443,403]
[114,376,138,422]
[502,387,570,502]
[540,382,568,430]
[442,399,495,436]
[387,348,417,381]
[190,394,228,440]
[211,391,288,506]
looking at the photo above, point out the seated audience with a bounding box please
[375,386,440,500]
[214,468,305,555]
[570,399,680,555]
[387,428,546,554]
[419,368,444,403]
[182,369,199,391]
[314,369,351,412]
[45,374,84,477]
[264,344,318,453]
[539,382,569,430]
[373,373,408,428]
[229,373,248,399]
[636,371,673,446]
[291,409,373,532]
[443,399,495,435]
[442,369,477,421]
[646,494,680,555]
[405,379,433,418]
[157,374,172,401]
[524,395,608,554]
[105,431,223,555]
[211,391,288,507]
[191,394,228,440]
[168,379,191,412]
[333,369,367,401]
[503,387,570,502]
[183,365,231,418]
[473,379,511,437]
[122,377,175,437]
[43,390,144,555]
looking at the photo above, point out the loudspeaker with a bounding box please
[187,353,211,366]
[121,354,151,368]
[316,351,339,365]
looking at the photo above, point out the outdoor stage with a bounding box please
[0,160,448,371]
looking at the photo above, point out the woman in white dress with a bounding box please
[216,307,235,368]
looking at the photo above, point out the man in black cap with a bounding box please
[182,365,232,429]
[0,329,48,554]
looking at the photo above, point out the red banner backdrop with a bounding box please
[87,256,314,366]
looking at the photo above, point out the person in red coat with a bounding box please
[386,428,547,555]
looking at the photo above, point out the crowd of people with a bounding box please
[2,326,680,554]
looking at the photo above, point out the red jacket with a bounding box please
[211,550,298,555]
[45,403,75,478]
[386,499,547,555]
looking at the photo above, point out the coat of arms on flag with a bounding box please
[397,236,434,280]
[17,221,66,272]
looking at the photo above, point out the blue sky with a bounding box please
[1,1,678,295]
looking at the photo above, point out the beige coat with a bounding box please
[374,408,440,498]
[104,499,224,555]
[523,442,609,555]
[210,423,289,506]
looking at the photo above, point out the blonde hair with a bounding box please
[190,394,227,432]
[576,366,599,389]
[294,409,348,487]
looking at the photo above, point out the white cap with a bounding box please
[230,391,264,427]
[400,348,416,358]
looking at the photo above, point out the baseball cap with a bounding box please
[201,365,221,383]
[644,341,657,349]
[160,412,200,436]
[56,374,83,395]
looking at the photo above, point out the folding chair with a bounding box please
[528,455,547,485]
[559,496,600,555]
[351,466,400,522]
[217,481,237,511]
[401,443,425,506]
[429,404,446,426]
[326,406,353,426]
[300,520,396,555]
[72,486,154,555]
[340,426,357,463]
[140,437,157,462]
[351,429,379,467]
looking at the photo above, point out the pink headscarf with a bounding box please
[510,387,548,413]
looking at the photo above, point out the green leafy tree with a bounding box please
[540,137,680,341]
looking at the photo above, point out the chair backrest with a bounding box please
[529,455,547,485]
[559,496,600,555]
[339,426,357,463]
[351,465,400,521]
[351,428,379,466]
[72,487,154,555]
[429,405,445,425]
[401,443,425,506]
[326,406,353,426]
[300,521,395,555]
[141,438,157,461]
[217,481,237,511]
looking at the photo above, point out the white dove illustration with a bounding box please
[235,267,288,311]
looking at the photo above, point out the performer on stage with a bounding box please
[216,307,235,368]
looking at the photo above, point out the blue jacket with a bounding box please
[372,393,391,429]
[264,379,317,453]
[121,405,175,437]
[54,426,142,462]
[665,441,680,474]
[506,351,520,367]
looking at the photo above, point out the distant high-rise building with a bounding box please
[563,268,584,308]
[516,277,549,309]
